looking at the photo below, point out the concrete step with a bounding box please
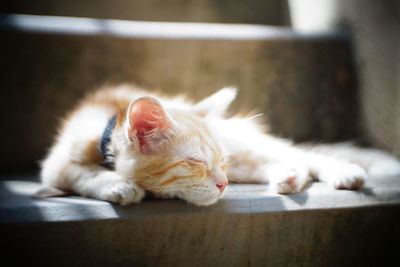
[1,176,400,266]
[0,0,290,25]
[0,14,360,170]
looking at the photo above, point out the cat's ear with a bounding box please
[127,97,174,155]
[193,87,237,118]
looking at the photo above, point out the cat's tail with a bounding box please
[33,187,72,198]
[302,142,400,177]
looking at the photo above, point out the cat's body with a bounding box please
[39,85,400,205]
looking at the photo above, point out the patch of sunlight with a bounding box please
[1,13,329,40]
[1,180,119,222]
[32,197,121,222]
[288,0,338,33]
[3,180,39,196]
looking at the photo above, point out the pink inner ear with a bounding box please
[128,97,171,154]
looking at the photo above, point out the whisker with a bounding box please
[247,113,263,120]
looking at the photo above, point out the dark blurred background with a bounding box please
[0,0,399,177]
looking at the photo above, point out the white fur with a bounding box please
[300,142,400,176]
[215,118,370,193]
[40,86,400,205]
[40,99,145,204]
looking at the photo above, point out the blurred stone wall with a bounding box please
[335,0,400,156]
[0,0,291,25]
[290,0,400,155]
[0,30,358,171]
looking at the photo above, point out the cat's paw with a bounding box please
[318,163,366,190]
[101,181,145,205]
[268,162,312,194]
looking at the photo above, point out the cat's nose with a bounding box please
[216,181,228,192]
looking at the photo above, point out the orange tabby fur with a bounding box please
[39,85,400,205]
[40,85,229,205]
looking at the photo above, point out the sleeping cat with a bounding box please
[38,85,400,206]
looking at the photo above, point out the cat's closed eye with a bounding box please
[186,157,227,173]
[182,157,210,177]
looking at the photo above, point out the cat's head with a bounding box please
[119,88,236,206]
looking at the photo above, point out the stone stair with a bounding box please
[0,6,397,267]
[1,0,291,25]
[1,177,400,266]
[0,13,359,171]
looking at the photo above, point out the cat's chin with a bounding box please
[185,197,220,206]
[179,192,223,206]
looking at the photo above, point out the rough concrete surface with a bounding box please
[1,176,400,266]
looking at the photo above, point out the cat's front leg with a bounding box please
[276,148,366,190]
[309,159,366,190]
[97,176,145,205]
[264,156,365,193]
[266,162,312,194]
[42,161,145,205]
[227,153,312,194]
[76,170,145,205]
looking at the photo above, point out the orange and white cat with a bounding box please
[39,85,400,206]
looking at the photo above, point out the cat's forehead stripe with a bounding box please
[160,174,197,186]
[149,160,186,177]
